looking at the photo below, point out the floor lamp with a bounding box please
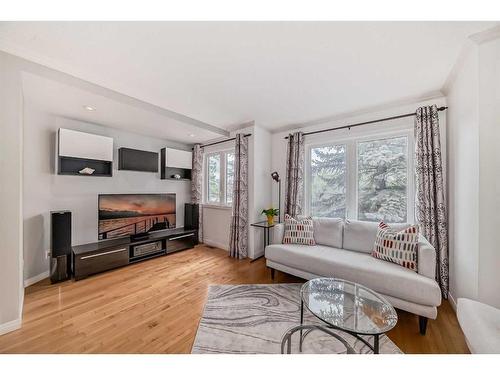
[271,171,281,223]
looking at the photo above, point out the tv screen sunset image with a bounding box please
[98,194,176,240]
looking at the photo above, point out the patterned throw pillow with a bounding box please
[372,222,419,271]
[282,214,316,245]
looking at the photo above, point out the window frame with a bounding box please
[204,149,235,208]
[305,128,415,223]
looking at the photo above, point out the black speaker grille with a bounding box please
[184,203,199,230]
[51,211,72,257]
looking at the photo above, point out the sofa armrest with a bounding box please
[271,223,284,245]
[418,234,436,280]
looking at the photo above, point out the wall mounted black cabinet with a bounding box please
[118,148,159,172]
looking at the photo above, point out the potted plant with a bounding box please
[261,208,279,225]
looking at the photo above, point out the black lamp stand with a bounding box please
[271,171,281,223]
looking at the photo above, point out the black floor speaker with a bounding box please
[184,203,199,230]
[50,211,72,283]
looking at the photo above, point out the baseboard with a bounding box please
[202,239,229,251]
[448,292,457,312]
[24,270,49,288]
[0,318,21,336]
[251,250,264,260]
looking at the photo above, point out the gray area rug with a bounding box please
[191,283,402,354]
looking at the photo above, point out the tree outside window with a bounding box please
[205,151,234,206]
[308,134,410,223]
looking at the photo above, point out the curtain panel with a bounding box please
[229,134,249,259]
[191,144,204,242]
[415,105,449,298]
[284,132,305,217]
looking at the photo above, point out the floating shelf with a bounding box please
[58,156,113,177]
[164,177,191,181]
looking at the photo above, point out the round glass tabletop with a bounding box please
[300,278,398,335]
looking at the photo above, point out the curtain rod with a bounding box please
[197,133,252,149]
[284,106,448,139]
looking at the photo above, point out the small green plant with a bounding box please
[261,208,279,217]
[262,207,279,225]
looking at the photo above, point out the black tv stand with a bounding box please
[72,228,198,280]
[130,232,150,241]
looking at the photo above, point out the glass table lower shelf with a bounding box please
[281,277,398,354]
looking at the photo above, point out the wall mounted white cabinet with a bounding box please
[165,148,192,169]
[59,128,113,161]
[57,128,114,176]
[161,147,192,180]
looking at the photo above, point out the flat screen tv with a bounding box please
[98,193,176,240]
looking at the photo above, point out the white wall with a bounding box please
[477,37,500,308]
[0,52,24,334]
[446,42,480,304]
[23,108,192,281]
[446,35,500,309]
[249,126,272,259]
[202,207,232,250]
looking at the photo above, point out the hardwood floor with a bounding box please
[0,246,468,354]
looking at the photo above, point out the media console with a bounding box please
[72,228,198,280]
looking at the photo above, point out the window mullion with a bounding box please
[346,140,357,220]
[220,151,226,205]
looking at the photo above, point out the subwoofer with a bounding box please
[184,203,199,230]
[50,211,72,283]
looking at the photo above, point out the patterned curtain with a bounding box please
[191,144,204,242]
[284,132,305,217]
[229,134,249,259]
[415,105,449,299]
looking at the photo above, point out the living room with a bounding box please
[1,2,499,373]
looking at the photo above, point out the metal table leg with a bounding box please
[373,334,379,354]
[299,300,304,352]
[250,225,271,263]
[281,324,356,354]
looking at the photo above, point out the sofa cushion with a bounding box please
[265,243,441,306]
[312,217,343,248]
[372,222,419,271]
[282,214,315,245]
[343,219,412,253]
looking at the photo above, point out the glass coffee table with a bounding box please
[281,278,398,354]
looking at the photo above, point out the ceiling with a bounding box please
[21,72,223,144]
[0,21,497,135]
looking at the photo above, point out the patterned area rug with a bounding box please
[191,283,402,354]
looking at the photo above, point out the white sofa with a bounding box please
[265,218,442,334]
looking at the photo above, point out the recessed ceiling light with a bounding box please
[83,105,96,112]
[189,134,195,137]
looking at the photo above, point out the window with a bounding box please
[357,136,408,223]
[205,150,234,206]
[207,154,221,203]
[310,144,347,218]
[306,132,413,223]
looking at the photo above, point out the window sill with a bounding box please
[203,204,233,211]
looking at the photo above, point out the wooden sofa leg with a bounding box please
[419,316,428,335]
[270,268,275,280]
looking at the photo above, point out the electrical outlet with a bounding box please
[45,250,51,259]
